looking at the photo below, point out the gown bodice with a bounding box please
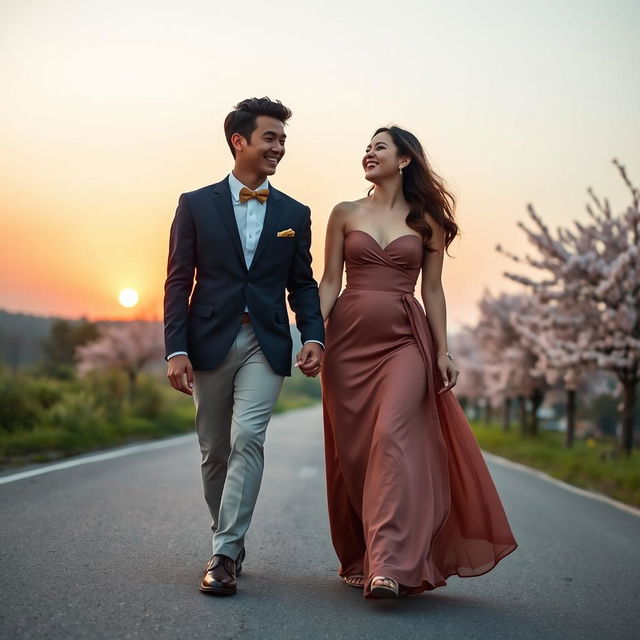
[343,229,423,295]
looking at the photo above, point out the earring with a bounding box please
[399,167,403,176]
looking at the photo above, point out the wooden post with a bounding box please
[620,379,637,457]
[566,387,576,448]
[502,397,511,432]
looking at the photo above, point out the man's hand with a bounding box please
[167,355,194,395]
[294,342,323,378]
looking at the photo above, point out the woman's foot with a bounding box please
[342,575,365,589]
[369,576,399,598]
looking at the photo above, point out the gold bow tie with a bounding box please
[239,187,270,204]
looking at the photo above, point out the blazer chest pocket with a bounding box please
[190,303,214,318]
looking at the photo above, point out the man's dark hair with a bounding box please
[224,97,292,157]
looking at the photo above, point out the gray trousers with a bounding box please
[193,324,284,560]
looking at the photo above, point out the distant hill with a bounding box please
[0,310,60,369]
[0,310,129,370]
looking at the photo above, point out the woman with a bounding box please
[320,126,517,599]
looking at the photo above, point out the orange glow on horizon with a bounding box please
[1,2,638,329]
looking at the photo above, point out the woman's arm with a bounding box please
[420,215,459,392]
[319,203,348,321]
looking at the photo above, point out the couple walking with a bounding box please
[163,97,516,599]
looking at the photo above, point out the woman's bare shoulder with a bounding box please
[331,197,369,220]
[332,197,368,211]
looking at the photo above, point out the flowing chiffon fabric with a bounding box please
[322,230,517,597]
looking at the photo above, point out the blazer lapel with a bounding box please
[211,178,247,271]
[250,187,285,270]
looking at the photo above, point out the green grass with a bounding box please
[471,422,640,508]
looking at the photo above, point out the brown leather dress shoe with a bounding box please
[200,555,237,596]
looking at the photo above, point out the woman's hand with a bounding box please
[437,353,459,394]
[295,342,324,378]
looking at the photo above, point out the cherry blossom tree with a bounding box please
[76,322,164,399]
[497,160,639,455]
[475,291,548,435]
[511,295,598,447]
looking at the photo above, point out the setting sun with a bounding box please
[118,288,139,308]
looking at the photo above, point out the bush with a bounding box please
[84,370,128,419]
[0,371,50,432]
[43,390,105,433]
[129,375,165,419]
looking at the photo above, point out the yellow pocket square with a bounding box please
[277,228,295,238]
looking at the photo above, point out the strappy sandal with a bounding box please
[369,576,399,598]
[342,575,365,589]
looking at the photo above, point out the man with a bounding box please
[164,97,324,596]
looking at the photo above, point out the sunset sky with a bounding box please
[1,0,639,330]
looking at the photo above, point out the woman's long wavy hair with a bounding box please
[370,126,458,252]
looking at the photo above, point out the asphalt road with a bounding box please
[1,405,639,640]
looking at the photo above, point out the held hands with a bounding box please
[167,355,194,396]
[295,342,324,378]
[437,352,459,395]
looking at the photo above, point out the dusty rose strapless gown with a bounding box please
[322,230,517,597]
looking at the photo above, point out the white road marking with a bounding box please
[0,434,196,486]
[483,451,640,518]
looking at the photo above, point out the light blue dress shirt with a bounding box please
[228,172,268,270]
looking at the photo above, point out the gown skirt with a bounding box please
[321,230,517,597]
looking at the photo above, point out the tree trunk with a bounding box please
[128,369,138,402]
[565,388,576,448]
[518,395,528,436]
[502,397,511,432]
[484,399,492,426]
[620,378,637,457]
[529,388,544,437]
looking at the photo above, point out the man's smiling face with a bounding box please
[236,115,286,178]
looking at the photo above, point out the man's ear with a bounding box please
[231,132,247,154]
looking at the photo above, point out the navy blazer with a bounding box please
[163,177,325,376]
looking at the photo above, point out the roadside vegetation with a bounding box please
[0,314,323,468]
[0,365,321,468]
[471,421,640,508]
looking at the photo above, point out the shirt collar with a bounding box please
[228,173,269,203]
